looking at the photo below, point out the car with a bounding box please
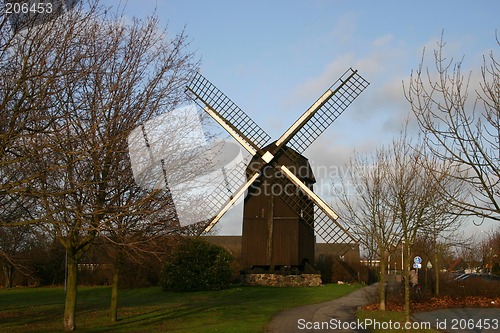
[454,273,500,281]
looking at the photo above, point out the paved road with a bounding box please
[266,283,378,333]
[413,308,500,333]
[267,283,500,333]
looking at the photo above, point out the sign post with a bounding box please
[413,256,422,269]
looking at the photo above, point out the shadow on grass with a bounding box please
[0,284,363,332]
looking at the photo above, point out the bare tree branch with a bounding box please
[405,33,500,222]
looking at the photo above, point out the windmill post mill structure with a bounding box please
[184,68,369,273]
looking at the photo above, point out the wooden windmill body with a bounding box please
[242,145,315,269]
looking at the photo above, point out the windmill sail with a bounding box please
[275,165,356,249]
[277,68,369,154]
[186,72,271,154]
[128,105,247,227]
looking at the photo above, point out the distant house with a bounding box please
[203,236,242,258]
[203,235,359,267]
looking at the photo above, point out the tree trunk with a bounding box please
[378,257,387,310]
[434,255,439,295]
[110,252,123,323]
[433,228,439,296]
[64,254,78,331]
[403,245,411,323]
[2,263,14,289]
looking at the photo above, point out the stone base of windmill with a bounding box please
[241,273,322,287]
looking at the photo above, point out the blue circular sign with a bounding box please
[414,256,422,264]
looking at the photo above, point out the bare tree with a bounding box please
[412,141,467,295]
[0,0,76,227]
[0,225,33,288]
[338,126,464,319]
[337,147,401,311]
[405,33,500,223]
[1,1,198,331]
[99,173,177,323]
[387,130,465,322]
[480,228,500,274]
[455,234,483,273]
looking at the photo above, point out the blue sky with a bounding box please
[112,0,499,236]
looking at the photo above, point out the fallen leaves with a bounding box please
[363,296,500,312]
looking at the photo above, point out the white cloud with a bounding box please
[284,52,358,109]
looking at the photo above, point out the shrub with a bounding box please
[316,254,359,284]
[160,237,233,292]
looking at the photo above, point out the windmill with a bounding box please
[185,68,369,271]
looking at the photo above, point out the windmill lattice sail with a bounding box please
[280,68,369,154]
[186,72,271,153]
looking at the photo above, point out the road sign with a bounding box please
[413,263,422,269]
[414,256,422,264]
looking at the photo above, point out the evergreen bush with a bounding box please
[160,237,233,292]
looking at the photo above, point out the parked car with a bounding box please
[454,273,500,281]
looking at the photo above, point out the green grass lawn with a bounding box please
[0,283,361,332]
